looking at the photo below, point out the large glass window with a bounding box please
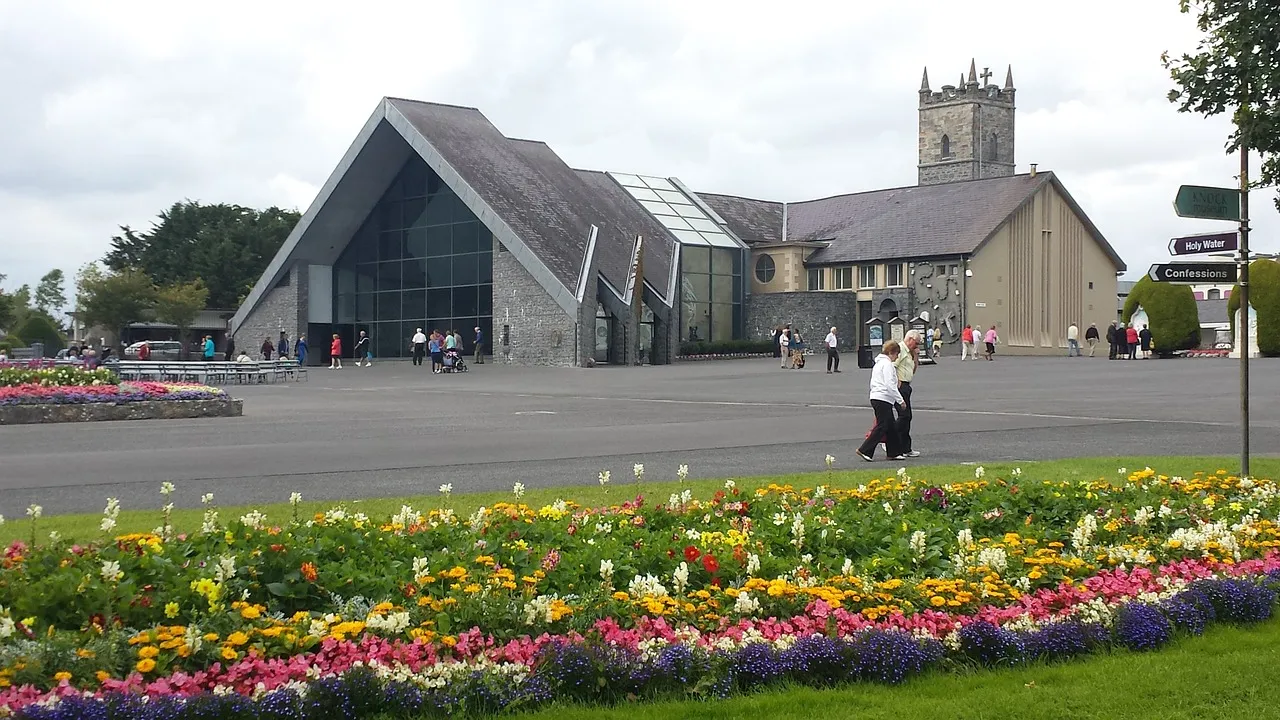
[834,267,854,290]
[333,157,494,358]
[858,265,877,289]
[886,263,906,287]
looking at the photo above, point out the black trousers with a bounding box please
[412,344,425,365]
[896,382,913,453]
[827,347,840,372]
[858,400,903,459]
[1108,342,1117,359]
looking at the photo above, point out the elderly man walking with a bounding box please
[824,326,841,373]
[1066,322,1080,357]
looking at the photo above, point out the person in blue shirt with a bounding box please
[277,332,289,359]
[473,326,485,364]
[428,332,443,374]
[202,335,215,360]
[295,335,308,365]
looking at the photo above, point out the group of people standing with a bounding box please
[250,332,310,364]
[409,327,484,373]
[855,332,923,461]
[1105,322,1153,360]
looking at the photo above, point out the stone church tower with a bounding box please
[917,60,1016,185]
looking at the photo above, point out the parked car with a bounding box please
[124,340,183,360]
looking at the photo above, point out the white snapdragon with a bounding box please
[734,591,761,615]
[909,530,928,559]
[101,497,120,534]
[976,546,1009,575]
[882,502,894,515]
[1134,506,1155,526]
[412,557,431,580]
[746,553,761,576]
[841,558,854,577]
[677,464,689,482]
[628,573,668,598]
[289,492,303,506]
[598,470,611,488]
[160,481,175,496]
[393,505,422,528]
[439,483,453,497]
[26,504,41,519]
[1071,514,1098,555]
[365,611,411,635]
[513,482,526,499]
[633,463,645,482]
[724,479,736,491]
[240,510,268,530]
[672,562,690,594]
[101,560,122,583]
[974,466,985,479]
[599,559,614,583]
[216,554,237,583]
[825,454,835,469]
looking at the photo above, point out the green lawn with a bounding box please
[522,617,1280,720]
[5,455,1275,545]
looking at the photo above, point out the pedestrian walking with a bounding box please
[355,330,372,367]
[779,328,791,369]
[224,336,236,362]
[329,334,342,369]
[895,333,921,458]
[295,335,308,365]
[824,326,841,373]
[1066,322,1080,357]
[260,338,273,360]
[961,325,973,361]
[202,335,216,361]
[411,328,427,366]
[277,332,289,360]
[473,326,485,364]
[1085,323,1099,357]
[983,326,998,360]
[855,340,906,462]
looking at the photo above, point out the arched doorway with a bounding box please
[877,298,899,322]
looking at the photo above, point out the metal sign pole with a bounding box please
[1239,145,1251,477]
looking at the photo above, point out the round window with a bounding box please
[754,254,776,283]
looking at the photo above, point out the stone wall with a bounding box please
[0,398,243,425]
[747,292,858,350]
[491,240,580,367]
[233,265,304,355]
[908,261,966,344]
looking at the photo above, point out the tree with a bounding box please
[1123,277,1201,354]
[76,264,157,338]
[34,269,68,317]
[14,315,65,355]
[0,274,14,333]
[1227,258,1280,355]
[154,279,209,358]
[1162,0,1280,211]
[105,201,301,309]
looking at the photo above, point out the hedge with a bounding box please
[13,315,65,355]
[1227,259,1280,356]
[1121,276,1199,354]
[679,339,775,356]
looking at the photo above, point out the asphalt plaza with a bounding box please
[3,353,1278,518]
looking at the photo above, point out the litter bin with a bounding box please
[857,345,874,369]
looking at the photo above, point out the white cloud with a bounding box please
[0,0,1275,295]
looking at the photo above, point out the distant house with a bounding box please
[1197,298,1231,348]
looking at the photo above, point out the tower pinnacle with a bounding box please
[1004,64,1014,90]
[968,59,977,84]
[920,67,931,93]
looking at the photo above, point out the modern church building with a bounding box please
[232,60,1126,365]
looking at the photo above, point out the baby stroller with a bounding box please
[442,348,468,373]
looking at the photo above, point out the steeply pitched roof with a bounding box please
[697,192,783,246]
[697,172,1127,272]
[572,169,676,296]
[389,99,591,292]
[1197,298,1229,325]
[795,174,1052,264]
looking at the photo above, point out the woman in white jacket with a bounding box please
[856,340,906,461]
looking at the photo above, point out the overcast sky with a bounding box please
[1,0,1275,302]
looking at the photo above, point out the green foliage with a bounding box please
[155,279,210,342]
[33,269,67,316]
[13,314,65,355]
[105,201,301,309]
[680,339,775,356]
[1122,276,1200,353]
[1228,259,1280,356]
[75,264,157,335]
[1162,0,1280,211]
[0,366,118,387]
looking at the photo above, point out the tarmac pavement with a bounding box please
[2,353,1277,517]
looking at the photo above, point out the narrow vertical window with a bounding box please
[941,134,951,158]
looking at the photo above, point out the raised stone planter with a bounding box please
[677,352,774,362]
[0,398,243,425]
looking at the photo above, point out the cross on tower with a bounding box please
[979,67,993,85]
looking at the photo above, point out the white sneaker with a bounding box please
[856,450,873,462]
[906,451,921,458]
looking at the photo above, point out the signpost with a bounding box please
[1147,263,1238,284]
[1170,179,1249,476]
[1173,185,1241,221]
[1168,231,1238,256]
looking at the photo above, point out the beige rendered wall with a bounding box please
[751,247,806,293]
[967,184,1120,354]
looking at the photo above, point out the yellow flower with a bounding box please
[53,671,72,682]
[930,595,947,607]
[226,631,249,646]
[164,602,180,619]
[76,648,96,659]
[137,646,160,659]
[203,632,220,643]
[136,658,157,673]
[221,647,238,661]
[441,635,458,647]
[240,605,262,620]
[95,670,111,683]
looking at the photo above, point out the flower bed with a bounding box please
[0,366,117,389]
[0,382,223,406]
[2,467,1279,717]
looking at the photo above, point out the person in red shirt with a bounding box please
[960,325,974,361]
[1125,325,1139,360]
[137,341,151,361]
[329,334,343,369]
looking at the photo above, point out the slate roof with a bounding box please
[389,99,674,301]
[697,192,784,246]
[1197,298,1230,325]
[695,173,1126,271]
[390,99,591,293]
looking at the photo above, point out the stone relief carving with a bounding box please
[910,262,963,342]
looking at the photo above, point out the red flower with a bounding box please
[683,546,701,563]
[702,554,720,574]
[300,562,318,583]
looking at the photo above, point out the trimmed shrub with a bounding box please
[13,315,65,356]
[680,340,775,356]
[1122,276,1199,353]
[1227,258,1280,356]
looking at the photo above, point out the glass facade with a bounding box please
[333,157,493,358]
[607,172,746,342]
